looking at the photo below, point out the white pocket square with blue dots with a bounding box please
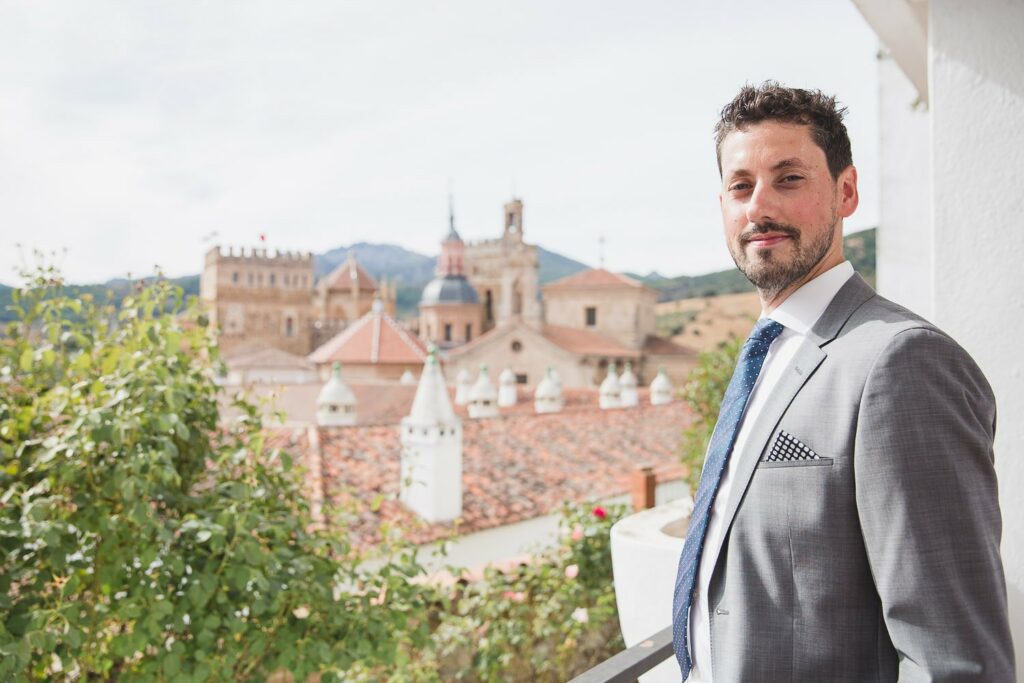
[760,430,833,468]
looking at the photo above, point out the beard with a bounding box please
[729,210,837,302]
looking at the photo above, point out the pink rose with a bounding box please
[565,564,579,579]
[571,525,584,541]
[592,506,607,519]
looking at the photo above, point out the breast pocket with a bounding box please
[757,429,833,469]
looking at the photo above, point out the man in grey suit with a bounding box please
[670,82,1014,682]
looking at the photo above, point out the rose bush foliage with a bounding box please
[1,271,627,681]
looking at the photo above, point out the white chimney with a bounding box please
[400,349,462,522]
[316,362,357,426]
[551,368,562,391]
[650,366,674,406]
[468,364,500,419]
[498,367,518,407]
[455,368,472,406]
[599,362,621,410]
[619,361,639,408]
[534,367,564,414]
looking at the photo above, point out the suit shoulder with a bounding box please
[842,293,947,346]
[843,295,991,394]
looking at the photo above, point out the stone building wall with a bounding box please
[543,286,658,351]
[200,246,314,356]
[420,302,484,348]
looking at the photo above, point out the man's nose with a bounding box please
[745,182,779,226]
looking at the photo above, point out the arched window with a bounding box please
[511,280,523,315]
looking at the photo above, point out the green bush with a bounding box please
[1,269,628,681]
[418,502,627,682]
[0,269,433,681]
[679,337,742,494]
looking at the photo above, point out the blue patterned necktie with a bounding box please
[671,318,785,679]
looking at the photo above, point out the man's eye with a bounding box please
[729,182,752,192]
[780,175,803,183]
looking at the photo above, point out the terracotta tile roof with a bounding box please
[541,324,642,358]
[642,335,698,356]
[308,310,428,365]
[223,345,315,370]
[542,268,647,291]
[222,382,632,428]
[267,399,691,550]
[220,382,418,427]
[318,257,378,291]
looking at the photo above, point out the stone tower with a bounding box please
[200,246,314,356]
[462,198,543,332]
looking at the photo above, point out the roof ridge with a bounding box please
[308,313,371,362]
[543,267,645,289]
[370,312,381,363]
[380,311,428,360]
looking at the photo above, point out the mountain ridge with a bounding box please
[0,228,875,320]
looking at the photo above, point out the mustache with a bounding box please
[739,221,800,245]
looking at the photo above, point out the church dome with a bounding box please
[420,275,480,306]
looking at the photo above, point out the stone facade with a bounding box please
[446,319,641,389]
[200,246,315,356]
[420,303,483,347]
[201,246,394,357]
[463,199,543,331]
[542,271,659,351]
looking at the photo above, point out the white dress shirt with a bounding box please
[687,261,855,682]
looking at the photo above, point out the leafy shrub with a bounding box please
[678,337,742,493]
[1,268,628,681]
[0,269,433,681]
[423,503,626,682]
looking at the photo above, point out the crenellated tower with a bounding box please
[200,245,314,356]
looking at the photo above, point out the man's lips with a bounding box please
[744,233,791,248]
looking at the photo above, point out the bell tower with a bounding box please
[503,198,524,243]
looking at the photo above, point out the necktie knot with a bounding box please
[747,318,785,346]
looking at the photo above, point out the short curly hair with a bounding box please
[714,81,853,180]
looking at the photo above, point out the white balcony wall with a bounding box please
[927,1,1024,670]
[875,50,932,318]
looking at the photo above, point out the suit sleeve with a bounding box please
[854,327,1014,681]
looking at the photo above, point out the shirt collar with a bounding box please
[764,261,855,335]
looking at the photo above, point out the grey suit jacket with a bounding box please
[702,275,1014,682]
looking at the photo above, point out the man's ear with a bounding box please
[837,165,859,218]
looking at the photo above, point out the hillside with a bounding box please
[0,228,874,323]
[0,243,591,322]
[635,227,876,301]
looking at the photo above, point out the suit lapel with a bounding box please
[705,274,876,569]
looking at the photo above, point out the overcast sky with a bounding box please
[0,1,880,286]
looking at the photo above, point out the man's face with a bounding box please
[718,121,858,304]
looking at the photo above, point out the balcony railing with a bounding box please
[567,625,674,683]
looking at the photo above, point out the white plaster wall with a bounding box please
[929,0,1024,671]
[875,49,933,318]
[610,498,691,683]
